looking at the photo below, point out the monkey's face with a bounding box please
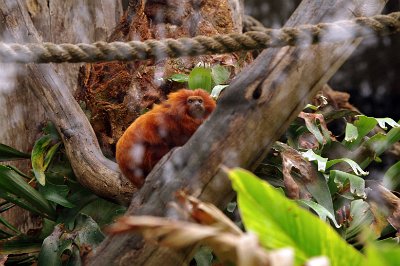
[187,96,206,119]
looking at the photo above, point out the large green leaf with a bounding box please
[0,143,30,161]
[365,243,400,266]
[228,168,365,266]
[188,67,212,92]
[0,166,55,219]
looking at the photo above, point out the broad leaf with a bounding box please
[211,65,230,85]
[229,168,365,266]
[365,243,400,266]
[342,200,374,242]
[168,73,189,83]
[329,170,366,198]
[0,143,30,161]
[39,182,75,208]
[188,67,212,92]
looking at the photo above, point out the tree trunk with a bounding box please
[0,0,122,235]
[88,0,388,265]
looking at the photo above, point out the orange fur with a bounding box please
[116,89,216,187]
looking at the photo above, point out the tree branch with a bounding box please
[0,0,135,205]
[88,0,389,265]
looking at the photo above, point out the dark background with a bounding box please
[245,0,400,119]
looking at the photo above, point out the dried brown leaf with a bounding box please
[107,215,292,266]
[176,191,243,235]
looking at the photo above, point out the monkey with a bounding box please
[116,89,216,187]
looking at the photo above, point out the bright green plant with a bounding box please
[168,63,231,97]
[228,167,400,266]
[0,122,125,265]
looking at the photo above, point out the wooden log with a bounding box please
[87,0,388,265]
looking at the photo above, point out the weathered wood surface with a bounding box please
[88,0,388,265]
[0,0,134,205]
[0,0,123,227]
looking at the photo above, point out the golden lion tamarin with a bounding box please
[116,89,216,187]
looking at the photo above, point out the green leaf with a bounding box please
[0,143,30,161]
[0,238,42,255]
[365,243,400,266]
[188,67,212,92]
[303,104,319,111]
[345,123,358,142]
[40,182,75,208]
[326,158,369,176]
[38,215,104,266]
[0,190,43,216]
[32,135,52,186]
[44,142,61,170]
[297,199,340,228]
[329,170,366,198]
[229,168,365,266]
[365,126,400,157]
[80,198,126,227]
[43,121,61,141]
[211,65,230,85]
[168,73,189,83]
[303,172,336,219]
[375,118,400,130]
[0,166,55,219]
[0,215,21,235]
[210,85,228,99]
[383,161,400,190]
[343,200,374,242]
[345,116,377,149]
[302,150,328,172]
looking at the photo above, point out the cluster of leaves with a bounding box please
[168,62,231,98]
[110,168,400,266]
[0,123,125,265]
[251,102,400,263]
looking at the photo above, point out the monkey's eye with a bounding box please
[198,99,203,104]
[188,99,193,104]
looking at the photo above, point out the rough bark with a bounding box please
[88,0,388,265]
[0,0,123,229]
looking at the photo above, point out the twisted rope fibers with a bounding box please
[0,12,399,63]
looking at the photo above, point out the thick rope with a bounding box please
[0,12,399,63]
